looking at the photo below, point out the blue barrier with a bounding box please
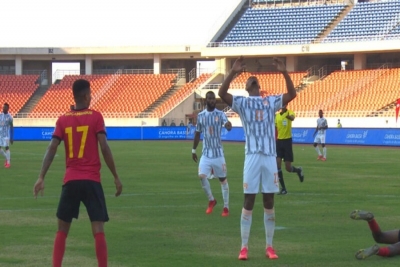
[14,127,400,146]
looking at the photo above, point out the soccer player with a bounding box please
[192,91,232,216]
[313,109,328,161]
[275,105,304,195]
[218,56,297,260]
[350,210,400,259]
[0,103,14,168]
[33,79,123,267]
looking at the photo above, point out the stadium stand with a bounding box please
[220,4,345,46]
[329,68,400,117]
[153,73,212,117]
[91,74,176,116]
[385,22,400,40]
[324,1,400,42]
[289,68,400,117]
[230,71,308,93]
[0,75,39,114]
[29,74,177,118]
[29,75,112,118]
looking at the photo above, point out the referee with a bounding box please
[275,105,304,195]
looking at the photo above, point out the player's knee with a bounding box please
[321,144,326,147]
[199,174,207,179]
[262,193,274,205]
[313,143,317,147]
[5,147,9,150]
[91,221,105,236]
[243,194,256,210]
[372,234,384,243]
[219,177,227,184]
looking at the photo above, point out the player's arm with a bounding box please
[98,133,122,197]
[9,120,14,144]
[313,125,319,137]
[286,111,295,121]
[33,138,60,198]
[273,58,296,106]
[219,56,246,107]
[192,131,201,163]
[323,121,328,130]
[222,113,232,131]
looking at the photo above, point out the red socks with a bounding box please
[52,231,67,267]
[367,219,381,233]
[378,247,390,257]
[95,232,108,267]
[52,231,108,267]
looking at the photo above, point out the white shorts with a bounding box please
[314,134,326,144]
[243,153,279,194]
[0,137,9,148]
[198,155,227,179]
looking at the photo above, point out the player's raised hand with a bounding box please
[231,56,246,74]
[273,57,287,72]
[114,177,123,197]
[33,177,45,199]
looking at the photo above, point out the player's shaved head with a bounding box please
[205,90,216,111]
[72,79,90,101]
[206,91,215,99]
[3,103,9,113]
[245,76,260,95]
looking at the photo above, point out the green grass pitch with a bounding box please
[0,141,399,266]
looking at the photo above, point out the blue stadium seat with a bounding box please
[220,4,345,45]
[324,0,400,43]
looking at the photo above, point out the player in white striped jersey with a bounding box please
[192,91,232,216]
[0,103,14,168]
[219,57,297,261]
[313,109,328,161]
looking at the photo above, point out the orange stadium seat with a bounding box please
[290,68,400,117]
[153,73,212,117]
[30,74,111,118]
[0,75,40,114]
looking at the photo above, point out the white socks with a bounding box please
[200,178,214,201]
[5,150,10,163]
[264,209,275,247]
[241,209,252,248]
[315,146,321,156]
[221,182,229,208]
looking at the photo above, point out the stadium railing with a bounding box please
[14,112,161,119]
[207,34,400,47]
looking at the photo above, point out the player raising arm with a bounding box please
[33,79,122,267]
[219,56,296,260]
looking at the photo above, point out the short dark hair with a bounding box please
[206,91,215,98]
[4,103,9,107]
[72,79,90,99]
